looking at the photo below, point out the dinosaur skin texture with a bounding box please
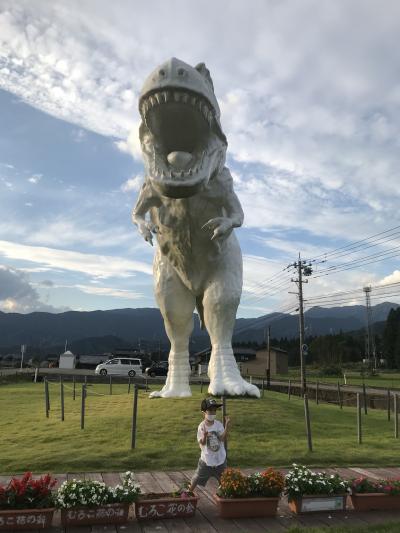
[132,58,260,398]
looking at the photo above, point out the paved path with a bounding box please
[3,467,400,532]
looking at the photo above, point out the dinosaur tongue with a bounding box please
[167,151,193,170]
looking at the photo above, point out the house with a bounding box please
[241,346,288,376]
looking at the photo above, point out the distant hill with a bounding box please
[0,302,398,354]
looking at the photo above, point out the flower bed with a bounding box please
[350,477,400,511]
[214,467,284,518]
[285,465,349,514]
[56,472,140,526]
[0,472,56,530]
[135,483,198,520]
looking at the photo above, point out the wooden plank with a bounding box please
[349,467,381,480]
[101,471,123,486]
[179,471,243,533]
[149,472,196,532]
[168,471,218,533]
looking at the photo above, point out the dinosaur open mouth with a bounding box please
[140,89,215,197]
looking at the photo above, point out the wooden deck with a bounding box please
[6,467,400,532]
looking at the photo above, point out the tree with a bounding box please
[383,308,400,368]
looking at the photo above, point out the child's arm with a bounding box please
[219,416,231,441]
[198,423,208,446]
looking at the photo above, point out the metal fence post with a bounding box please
[362,382,368,414]
[395,394,399,439]
[73,376,76,400]
[304,394,313,452]
[131,385,139,449]
[357,393,362,444]
[337,381,342,409]
[109,375,112,395]
[316,381,319,405]
[288,379,291,400]
[261,378,265,398]
[81,384,86,430]
[221,396,228,461]
[44,378,50,418]
[60,378,65,421]
[387,389,391,422]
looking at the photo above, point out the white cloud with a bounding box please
[121,174,143,193]
[75,284,143,299]
[0,264,61,312]
[379,270,400,285]
[28,173,42,184]
[0,240,153,278]
[1,0,400,316]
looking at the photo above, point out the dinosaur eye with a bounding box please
[159,69,166,76]
[178,68,185,76]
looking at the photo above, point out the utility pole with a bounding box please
[266,326,271,389]
[289,253,313,396]
[363,286,376,370]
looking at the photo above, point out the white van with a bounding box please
[95,358,142,377]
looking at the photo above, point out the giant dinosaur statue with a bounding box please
[132,57,260,398]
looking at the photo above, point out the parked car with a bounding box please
[95,358,142,377]
[145,361,169,377]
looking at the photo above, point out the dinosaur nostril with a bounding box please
[178,68,185,76]
[159,69,165,76]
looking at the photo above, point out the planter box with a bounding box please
[214,494,279,518]
[0,508,55,530]
[134,494,198,520]
[289,494,347,514]
[60,503,129,526]
[351,493,400,511]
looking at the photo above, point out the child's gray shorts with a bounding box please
[191,459,227,487]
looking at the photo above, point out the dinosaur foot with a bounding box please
[149,384,192,398]
[208,375,260,398]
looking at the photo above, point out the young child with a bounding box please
[189,398,230,491]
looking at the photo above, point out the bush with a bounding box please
[56,472,140,509]
[317,365,343,377]
[285,465,349,501]
[217,467,284,499]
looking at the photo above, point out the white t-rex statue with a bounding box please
[132,57,260,398]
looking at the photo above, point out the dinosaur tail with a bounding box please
[196,295,205,330]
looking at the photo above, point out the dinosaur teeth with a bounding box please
[162,91,169,102]
[155,93,162,105]
[191,96,197,106]
[174,92,181,102]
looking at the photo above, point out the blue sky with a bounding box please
[0,0,400,317]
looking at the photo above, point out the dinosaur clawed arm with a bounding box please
[131,182,160,246]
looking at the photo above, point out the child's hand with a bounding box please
[224,416,231,426]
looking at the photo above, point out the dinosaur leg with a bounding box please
[150,251,195,398]
[203,265,260,398]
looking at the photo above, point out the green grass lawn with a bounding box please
[1,381,400,474]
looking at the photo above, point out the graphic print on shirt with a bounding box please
[206,431,220,452]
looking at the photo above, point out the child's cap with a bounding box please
[201,398,223,411]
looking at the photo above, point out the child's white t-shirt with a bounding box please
[197,420,226,466]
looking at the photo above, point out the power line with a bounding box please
[305,223,400,263]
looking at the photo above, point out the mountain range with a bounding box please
[0,301,398,355]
